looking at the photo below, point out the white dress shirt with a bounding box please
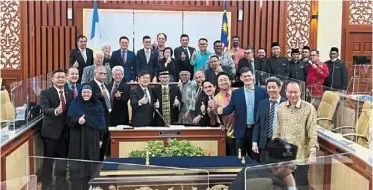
[79,48,87,62]
[139,86,151,105]
[54,86,66,115]
[94,78,110,101]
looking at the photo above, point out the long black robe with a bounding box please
[152,84,182,126]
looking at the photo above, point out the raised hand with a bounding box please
[200,102,206,113]
[217,106,223,115]
[139,95,149,105]
[55,102,63,115]
[73,60,79,68]
[173,96,180,107]
[154,99,160,108]
[79,114,86,125]
[115,91,121,98]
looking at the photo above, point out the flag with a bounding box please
[220,0,229,51]
[90,0,101,52]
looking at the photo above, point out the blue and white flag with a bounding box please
[90,0,101,52]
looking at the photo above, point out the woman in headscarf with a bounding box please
[156,47,180,82]
[67,83,105,190]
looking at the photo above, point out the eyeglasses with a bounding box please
[97,72,107,75]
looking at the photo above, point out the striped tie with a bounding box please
[101,84,112,111]
[268,100,276,138]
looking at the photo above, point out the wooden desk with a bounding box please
[109,126,226,158]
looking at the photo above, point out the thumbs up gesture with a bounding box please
[173,96,180,107]
[200,102,206,114]
[192,51,197,59]
[55,102,63,115]
[115,90,121,98]
[79,115,86,125]
[154,99,160,109]
[217,106,223,115]
[177,79,182,89]
[73,60,79,68]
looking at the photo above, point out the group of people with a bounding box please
[38,32,350,190]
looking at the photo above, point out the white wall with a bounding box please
[317,0,343,62]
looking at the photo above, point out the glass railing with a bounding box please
[240,154,353,190]
[28,156,209,190]
[0,175,37,190]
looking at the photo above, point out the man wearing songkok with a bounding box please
[265,42,290,79]
[229,138,298,190]
[153,70,182,126]
[300,45,311,63]
[289,48,307,82]
[323,47,349,91]
[178,70,197,124]
[274,81,318,190]
[108,66,130,126]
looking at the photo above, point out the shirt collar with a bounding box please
[270,96,281,104]
[79,48,86,52]
[286,99,302,108]
[162,84,169,89]
[67,81,76,88]
[244,85,255,91]
[94,78,103,87]
[54,86,64,93]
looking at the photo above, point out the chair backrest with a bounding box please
[355,101,372,147]
[0,89,15,120]
[317,91,340,130]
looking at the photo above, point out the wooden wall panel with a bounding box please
[19,0,287,81]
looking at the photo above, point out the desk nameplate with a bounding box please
[159,131,180,136]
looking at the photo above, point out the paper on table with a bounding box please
[115,125,133,129]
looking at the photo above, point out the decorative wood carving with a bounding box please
[0,0,20,70]
[286,0,311,57]
[349,0,373,24]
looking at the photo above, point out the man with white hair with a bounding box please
[108,66,130,125]
[81,51,112,85]
[101,43,113,68]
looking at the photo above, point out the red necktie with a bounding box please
[59,90,66,110]
[122,51,126,64]
[72,85,76,98]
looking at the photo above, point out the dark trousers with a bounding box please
[226,137,236,155]
[41,131,68,190]
[258,138,272,163]
[71,177,90,190]
[235,127,258,161]
[99,130,110,161]
[293,165,310,190]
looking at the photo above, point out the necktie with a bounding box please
[122,51,126,64]
[72,85,76,98]
[81,49,87,63]
[111,82,118,104]
[143,88,150,104]
[184,48,190,59]
[146,50,150,63]
[268,100,276,138]
[101,84,111,110]
[162,87,171,125]
[59,90,66,110]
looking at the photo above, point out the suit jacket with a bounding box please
[265,56,290,79]
[40,86,73,139]
[69,48,94,83]
[156,58,180,82]
[152,84,182,126]
[111,49,136,82]
[205,67,234,86]
[194,88,207,117]
[253,97,287,149]
[81,65,112,85]
[108,79,130,126]
[130,85,155,127]
[64,83,81,97]
[222,86,268,139]
[136,49,158,79]
[90,80,111,127]
[174,46,196,74]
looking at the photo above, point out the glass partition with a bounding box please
[241,154,352,190]
[46,72,53,88]
[1,76,46,146]
[28,156,209,190]
[0,175,37,190]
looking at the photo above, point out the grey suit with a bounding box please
[81,65,112,85]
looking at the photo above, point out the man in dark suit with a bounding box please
[69,35,94,84]
[252,77,287,162]
[235,47,263,86]
[111,36,136,82]
[108,66,131,126]
[153,70,182,126]
[136,36,159,81]
[217,67,267,158]
[65,67,81,98]
[40,69,73,190]
[174,34,196,76]
[89,65,112,160]
[130,70,155,127]
[265,42,290,80]
[193,70,206,124]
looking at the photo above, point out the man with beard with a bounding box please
[153,71,182,126]
[174,34,196,76]
[289,48,307,82]
[323,47,348,91]
[211,72,236,155]
[69,35,94,84]
[227,36,245,68]
[205,55,234,86]
[193,80,218,126]
[300,46,311,63]
[207,40,235,75]
[193,70,207,124]
[65,67,80,98]
[178,70,197,124]
[265,42,290,79]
